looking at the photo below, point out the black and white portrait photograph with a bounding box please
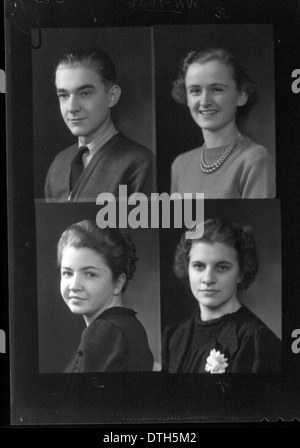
[3,0,300,430]
[161,200,281,374]
[32,27,156,201]
[35,203,160,374]
[154,24,276,197]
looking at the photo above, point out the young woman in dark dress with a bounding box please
[162,218,281,373]
[57,220,153,372]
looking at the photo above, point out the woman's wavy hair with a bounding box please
[172,48,258,121]
[174,218,258,290]
[57,220,137,292]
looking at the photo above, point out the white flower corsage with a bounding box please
[205,349,229,374]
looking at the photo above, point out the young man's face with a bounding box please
[55,65,117,144]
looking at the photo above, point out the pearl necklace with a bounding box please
[200,133,241,174]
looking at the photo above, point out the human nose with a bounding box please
[201,268,216,285]
[199,90,212,107]
[67,94,80,113]
[68,273,83,290]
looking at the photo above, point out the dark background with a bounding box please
[161,200,281,339]
[155,24,275,193]
[4,0,300,427]
[1,0,9,430]
[32,27,155,198]
[35,203,160,372]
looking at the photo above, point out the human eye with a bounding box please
[61,269,72,278]
[57,92,68,100]
[188,87,201,96]
[212,86,224,94]
[191,262,205,271]
[217,264,230,272]
[85,271,97,278]
[80,90,92,97]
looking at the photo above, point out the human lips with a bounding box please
[68,296,87,301]
[68,118,86,124]
[199,110,218,116]
[199,289,219,296]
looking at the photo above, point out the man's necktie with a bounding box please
[70,146,89,191]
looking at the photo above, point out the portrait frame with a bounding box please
[4,0,300,427]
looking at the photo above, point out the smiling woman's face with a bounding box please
[188,241,241,319]
[185,60,247,135]
[60,246,120,325]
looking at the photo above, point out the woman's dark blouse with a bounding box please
[65,307,154,373]
[162,305,281,373]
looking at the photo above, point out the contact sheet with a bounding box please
[5,0,300,425]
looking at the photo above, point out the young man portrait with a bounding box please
[45,48,155,202]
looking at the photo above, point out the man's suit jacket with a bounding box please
[45,133,155,202]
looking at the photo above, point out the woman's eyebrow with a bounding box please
[189,259,205,265]
[81,266,102,271]
[209,82,228,88]
[190,259,233,264]
[186,83,201,90]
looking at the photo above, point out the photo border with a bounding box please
[5,0,300,425]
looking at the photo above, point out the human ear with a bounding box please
[237,271,243,285]
[108,84,121,108]
[237,91,248,107]
[113,273,126,295]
